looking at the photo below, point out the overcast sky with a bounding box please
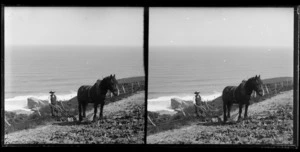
[5,7,143,47]
[150,7,293,48]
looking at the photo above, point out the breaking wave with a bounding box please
[5,91,77,111]
[147,92,222,112]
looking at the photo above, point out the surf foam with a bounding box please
[5,91,77,111]
[148,92,222,112]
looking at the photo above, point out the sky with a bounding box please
[5,7,143,47]
[150,7,294,48]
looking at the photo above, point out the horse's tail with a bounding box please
[223,98,227,122]
[222,87,229,122]
[77,86,84,121]
[78,101,82,121]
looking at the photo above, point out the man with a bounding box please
[194,91,205,118]
[49,91,59,117]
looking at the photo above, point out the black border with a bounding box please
[146,6,299,149]
[1,0,299,149]
[293,6,299,148]
[0,5,147,147]
[1,2,5,148]
[144,6,149,145]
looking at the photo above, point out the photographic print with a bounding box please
[147,7,294,145]
[4,7,145,144]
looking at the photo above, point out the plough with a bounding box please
[49,101,74,119]
[194,102,221,122]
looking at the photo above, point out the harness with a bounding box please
[87,86,93,102]
[232,80,247,103]
[231,87,237,103]
[87,80,102,102]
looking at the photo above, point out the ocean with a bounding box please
[4,45,144,111]
[148,46,293,112]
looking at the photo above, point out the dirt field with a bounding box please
[4,91,145,144]
[147,90,294,145]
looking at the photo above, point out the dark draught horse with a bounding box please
[222,75,264,122]
[77,74,119,122]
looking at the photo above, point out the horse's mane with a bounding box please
[93,76,111,89]
[102,76,111,82]
[237,80,246,88]
[93,79,101,88]
[89,76,111,96]
[243,76,258,95]
[247,76,257,82]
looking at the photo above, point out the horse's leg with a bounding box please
[223,100,227,123]
[82,102,87,118]
[237,103,243,122]
[244,103,249,119]
[93,103,98,122]
[78,101,82,122]
[227,103,232,119]
[99,103,104,120]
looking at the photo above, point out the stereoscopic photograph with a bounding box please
[2,5,298,147]
[4,7,145,144]
[147,7,294,145]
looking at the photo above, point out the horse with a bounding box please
[222,75,264,123]
[77,74,119,122]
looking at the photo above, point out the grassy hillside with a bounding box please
[117,76,145,84]
[147,90,293,144]
[147,77,294,135]
[262,77,293,84]
[5,76,145,134]
[5,92,145,144]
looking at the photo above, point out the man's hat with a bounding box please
[49,91,55,94]
[194,91,200,94]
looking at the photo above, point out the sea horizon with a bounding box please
[4,45,144,111]
[148,46,293,112]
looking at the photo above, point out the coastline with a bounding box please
[147,90,294,144]
[147,76,293,115]
[4,76,145,134]
[147,76,294,135]
[5,91,145,144]
[5,76,145,113]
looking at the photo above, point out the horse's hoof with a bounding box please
[237,118,243,122]
[97,120,102,126]
[98,118,104,123]
[93,118,100,122]
[92,116,97,122]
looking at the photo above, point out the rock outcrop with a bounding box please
[171,98,194,110]
[27,97,49,110]
[68,96,78,103]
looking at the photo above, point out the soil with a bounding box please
[147,90,294,145]
[4,91,145,144]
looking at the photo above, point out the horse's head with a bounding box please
[106,74,119,96]
[252,75,264,96]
